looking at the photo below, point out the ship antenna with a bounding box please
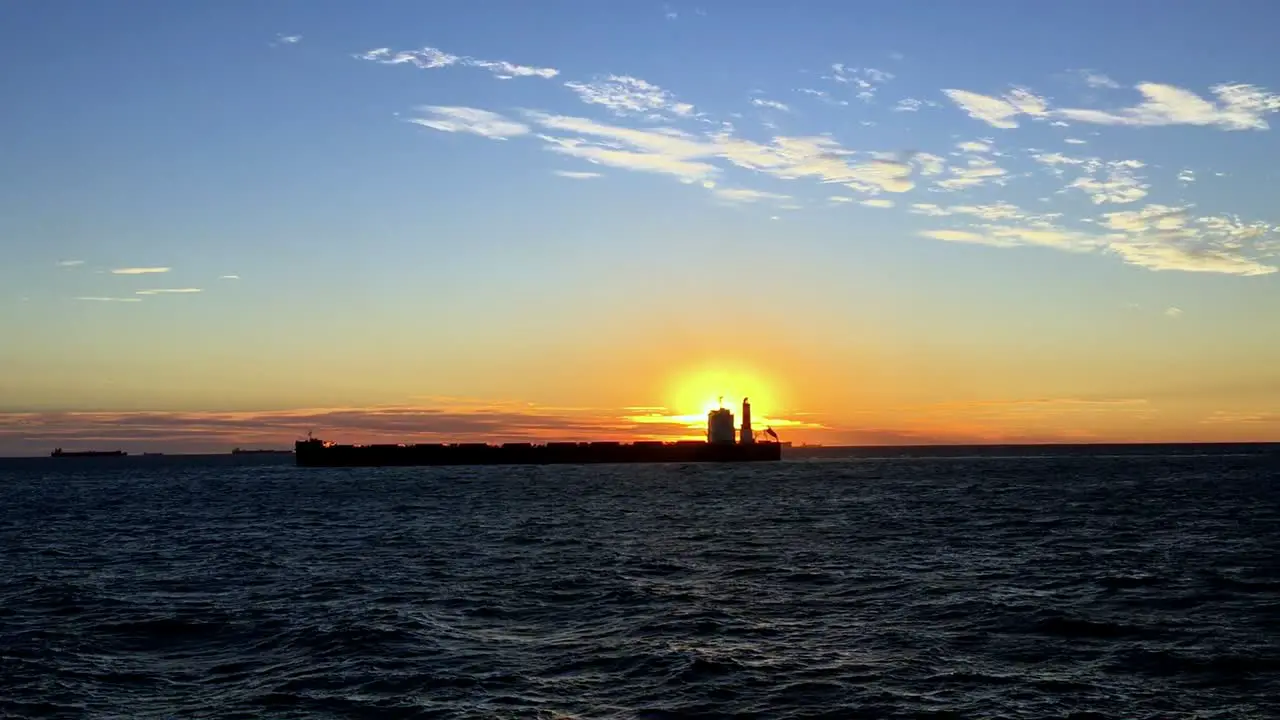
[718,395,723,408]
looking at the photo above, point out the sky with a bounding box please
[2,0,1279,455]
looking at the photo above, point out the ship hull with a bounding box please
[295,440,782,468]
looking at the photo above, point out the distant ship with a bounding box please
[296,398,783,468]
[50,448,127,458]
[231,448,293,455]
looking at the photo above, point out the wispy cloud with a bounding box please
[1165,307,1183,319]
[273,34,302,46]
[942,87,1049,129]
[751,98,790,112]
[56,259,84,267]
[528,112,717,182]
[75,296,141,303]
[951,78,1280,132]
[713,187,792,204]
[357,46,558,80]
[373,47,1275,279]
[825,64,894,102]
[893,98,937,112]
[910,203,951,217]
[409,106,529,139]
[1058,83,1280,131]
[516,110,924,194]
[219,275,240,280]
[135,288,202,295]
[1075,70,1121,89]
[935,157,1008,191]
[1177,169,1195,184]
[1200,410,1280,425]
[914,200,1275,276]
[1068,159,1148,204]
[563,75,694,118]
[796,88,849,107]
[110,267,170,275]
[1100,204,1277,275]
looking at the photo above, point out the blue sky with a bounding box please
[2,1,1279,451]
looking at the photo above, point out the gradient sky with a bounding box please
[3,0,1279,454]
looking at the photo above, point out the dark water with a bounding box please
[2,451,1278,719]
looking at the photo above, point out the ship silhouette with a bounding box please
[296,398,783,467]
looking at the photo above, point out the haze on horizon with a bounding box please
[2,0,1279,456]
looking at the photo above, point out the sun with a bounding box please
[666,363,781,424]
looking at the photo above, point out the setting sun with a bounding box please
[665,363,785,428]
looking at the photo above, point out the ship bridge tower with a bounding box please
[707,397,735,445]
[740,397,754,445]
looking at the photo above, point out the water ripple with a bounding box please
[1,452,1277,718]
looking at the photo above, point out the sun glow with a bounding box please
[667,364,783,426]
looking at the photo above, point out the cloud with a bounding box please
[860,198,894,208]
[910,203,951,217]
[828,196,854,203]
[563,75,694,118]
[521,110,922,193]
[941,80,1280,132]
[1100,204,1278,276]
[357,46,557,80]
[219,275,240,280]
[1178,169,1195,184]
[912,153,947,176]
[135,288,202,295]
[920,229,995,245]
[1068,160,1148,204]
[1030,151,1149,204]
[713,187,792,204]
[1200,410,1280,425]
[942,87,1049,128]
[956,140,991,153]
[947,202,1026,221]
[528,113,717,181]
[1165,307,1183,319]
[1064,138,1087,144]
[1076,70,1121,89]
[935,158,1008,191]
[751,98,791,112]
[409,106,529,139]
[553,170,602,179]
[274,34,302,45]
[894,98,937,112]
[1057,82,1280,131]
[826,64,894,102]
[56,259,84,267]
[75,297,141,302]
[110,267,170,275]
[918,202,1106,254]
[797,88,849,107]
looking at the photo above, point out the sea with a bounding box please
[1,447,1277,719]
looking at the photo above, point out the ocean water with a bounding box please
[1,450,1277,719]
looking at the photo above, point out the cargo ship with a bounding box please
[296,398,783,467]
[50,448,128,458]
